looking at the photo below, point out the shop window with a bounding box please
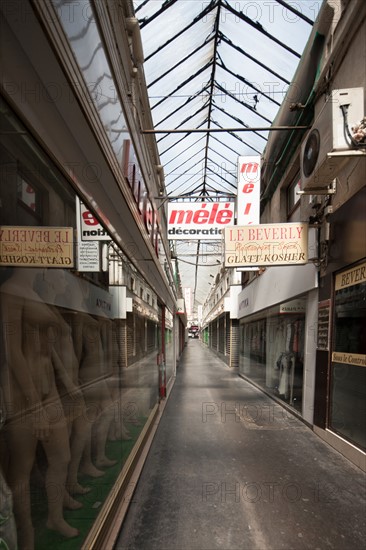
[0,96,160,548]
[329,262,366,450]
[239,297,306,412]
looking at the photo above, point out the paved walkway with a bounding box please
[115,340,366,550]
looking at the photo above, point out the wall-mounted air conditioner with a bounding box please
[300,88,364,191]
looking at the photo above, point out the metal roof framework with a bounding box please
[134,0,320,313]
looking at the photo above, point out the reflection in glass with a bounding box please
[239,298,306,412]
[330,271,366,450]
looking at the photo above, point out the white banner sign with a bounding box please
[168,202,234,240]
[237,156,260,225]
[224,223,308,267]
[77,241,100,272]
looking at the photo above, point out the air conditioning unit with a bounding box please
[300,88,364,191]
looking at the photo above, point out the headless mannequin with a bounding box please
[64,278,116,475]
[0,268,78,550]
[35,270,91,497]
[107,320,131,441]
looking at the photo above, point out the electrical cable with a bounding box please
[177,257,222,267]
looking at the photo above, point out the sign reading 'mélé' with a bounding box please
[224,223,308,267]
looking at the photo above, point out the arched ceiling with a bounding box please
[134,0,321,317]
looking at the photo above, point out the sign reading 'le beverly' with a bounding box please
[0,226,74,267]
[167,202,234,240]
[224,223,308,267]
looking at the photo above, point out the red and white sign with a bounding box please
[77,199,110,241]
[237,156,260,225]
[167,202,234,240]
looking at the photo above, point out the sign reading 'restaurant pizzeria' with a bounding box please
[224,223,308,267]
[167,202,234,240]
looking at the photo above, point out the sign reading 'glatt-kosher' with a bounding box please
[0,226,74,267]
[168,202,234,240]
[224,223,308,267]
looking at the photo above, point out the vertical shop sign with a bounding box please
[317,300,331,351]
[237,156,260,225]
[76,197,109,272]
[77,198,110,241]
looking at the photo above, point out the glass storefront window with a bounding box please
[0,97,161,548]
[239,297,306,412]
[329,262,366,451]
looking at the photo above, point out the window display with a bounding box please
[239,298,306,411]
[329,262,366,450]
[0,97,163,548]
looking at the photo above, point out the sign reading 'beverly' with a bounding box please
[224,223,308,267]
[0,226,74,267]
[167,202,234,240]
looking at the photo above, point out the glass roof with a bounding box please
[134,0,321,317]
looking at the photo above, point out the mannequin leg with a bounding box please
[42,421,78,538]
[94,402,117,468]
[66,415,92,494]
[79,420,105,478]
[5,422,38,550]
[108,387,132,441]
[93,385,117,468]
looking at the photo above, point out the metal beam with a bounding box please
[142,126,310,134]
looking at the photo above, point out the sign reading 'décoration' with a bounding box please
[0,226,74,267]
[224,223,308,267]
[168,202,235,240]
[77,198,110,241]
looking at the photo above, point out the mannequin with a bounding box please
[35,269,91,498]
[107,320,131,441]
[0,268,78,550]
[92,315,118,466]
[64,277,116,475]
[0,387,17,549]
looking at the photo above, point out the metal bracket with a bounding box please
[297,179,337,196]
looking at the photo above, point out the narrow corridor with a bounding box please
[116,340,366,550]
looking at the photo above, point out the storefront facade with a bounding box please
[0,1,178,548]
[237,264,318,423]
[308,3,366,470]
[314,187,366,469]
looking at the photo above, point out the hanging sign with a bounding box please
[224,223,308,267]
[168,202,234,240]
[176,298,185,314]
[77,197,110,241]
[77,241,100,272]
[0,226,74,267]
[237,156,260,225]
